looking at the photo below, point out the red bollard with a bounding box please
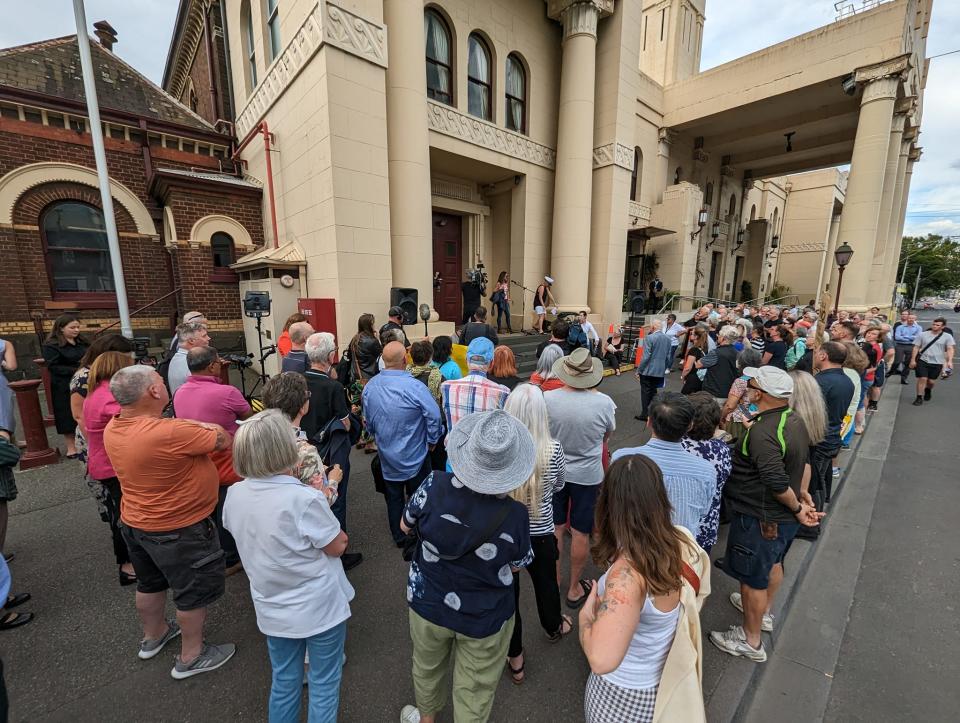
[33,357,56,427]
[9,380,60,469]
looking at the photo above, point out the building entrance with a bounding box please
[432,211,462,322]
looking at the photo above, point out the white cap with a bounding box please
[544,275,554,285]
[742,366,793,399]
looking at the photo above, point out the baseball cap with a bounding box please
[544,275,554,285]
[466,337,495,365]
[388,305,404,319]
[742,366,793,398]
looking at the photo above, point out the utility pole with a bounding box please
[72,0,133,338]
[911,265,922,310]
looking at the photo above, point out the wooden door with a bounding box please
[432,212,462,322]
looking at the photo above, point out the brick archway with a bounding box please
[13,182,138,233]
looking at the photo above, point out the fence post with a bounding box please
[32,357,56,427]
[9,380,60,469]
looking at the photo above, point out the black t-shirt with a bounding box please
[461,282,483,310]
[379,321,410,347]
[764,340,788,370]
[461,322,498,346]
[681,347,704,394]
[489,374,521,391]
[301,369,351,439]
[764,318,780,329]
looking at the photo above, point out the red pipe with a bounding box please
[233,121,279,248]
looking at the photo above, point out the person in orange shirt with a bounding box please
[104,365,236,680]
[277,313,308,357]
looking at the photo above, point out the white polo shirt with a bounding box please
[223,474,354,638]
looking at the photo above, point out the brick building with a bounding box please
[0,18,262,369]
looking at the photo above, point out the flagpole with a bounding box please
[72,0,133,338]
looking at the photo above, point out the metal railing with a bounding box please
[656,294,738,314]
[95,288,181,336]
[834,0,892,21]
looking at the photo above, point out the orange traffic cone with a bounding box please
[634,326,646,367]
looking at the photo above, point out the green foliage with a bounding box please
[739,280,754,303]
[898,235,960,300]
[767,283,793,301]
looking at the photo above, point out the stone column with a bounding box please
[549,1,602,310]
[831,66,902,309]
[873,133,911,301]
[868,111,907,288]
[384,0,434,307]
[882,152,919,297]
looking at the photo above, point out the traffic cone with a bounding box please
[634,326,645,367]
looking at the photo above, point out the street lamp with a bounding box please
[690,207,709,243]
[706,219,721,248]
[731,227,745,255]
[833,242,854,317]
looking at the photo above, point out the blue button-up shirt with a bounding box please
[893,321,922,344]
[362,370,443,481]
[612,438,716,536]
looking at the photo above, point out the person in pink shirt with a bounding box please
[81,351,137,586]
[173,346,253,575]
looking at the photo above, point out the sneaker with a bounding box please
[913,396,923,406]
[138,621,181,660]
[709,625,767,662]
[832,466,841,479]
[171,642,236,679]
[924,388,932,401]
[400,705,422,723]
[729,592,774,632]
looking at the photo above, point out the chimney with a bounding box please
[93,20,118,52]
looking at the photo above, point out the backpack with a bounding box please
[567,322,588,349]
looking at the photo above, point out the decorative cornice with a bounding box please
[592,142,634,170]
[560,2,601,40]
[164,0,208,97]
[235,1,386,138]
[854,54,911,85]
[860,76,900,105]
[908,146,922,162]
[546,0,614,22]
[323,3,387,68]
[781,242,827,253]
[627,200,652,229]
[427,101,556,170]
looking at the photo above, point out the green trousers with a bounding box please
[409,608,514,722]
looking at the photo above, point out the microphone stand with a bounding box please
[510,279,536,335]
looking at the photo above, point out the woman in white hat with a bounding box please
[399,410,536,723]
[533,276,556,334]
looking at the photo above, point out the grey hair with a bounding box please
[718,325,740,342]
[649,319,662,332]
[177,321,207,344]
[305,332,336,365]
[233,409,299,479]
[186,345,218,372]
[289,321,314,345]
[737,347,762,370]
[109,365,158,406]
[182,310,204,324]
[793,325,808,339]
[788,371,828,445]
[262,372,309,420]
[536,344,564,379]
[380,328,404,345]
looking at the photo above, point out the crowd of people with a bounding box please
[0,298,954,722]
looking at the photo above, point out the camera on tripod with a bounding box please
[466,262,487,289]
[222,352,254,369]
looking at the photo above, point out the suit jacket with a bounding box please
[638,332,671,378]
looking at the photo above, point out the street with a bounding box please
[2,314,958,721]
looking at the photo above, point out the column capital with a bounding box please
[658,127,677,144]
[859,76,900,106]
[895,95,918,115]
[909,146,923,162]
[854,54,911,85]
[891,112,907,134]
[557,1,602,40]
[546,0,614,22]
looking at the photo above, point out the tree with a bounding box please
[897,235,960,301]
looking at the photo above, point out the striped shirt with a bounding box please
[612,439,715,536]
[440,372,510,430]
[527,441,566,536]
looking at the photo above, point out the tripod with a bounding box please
[246,313,276,400]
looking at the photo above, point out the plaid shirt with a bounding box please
[440,372,510,430]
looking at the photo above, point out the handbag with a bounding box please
[490,289,504,305]
[402,497,513,562]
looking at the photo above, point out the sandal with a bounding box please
[0,611,34,630]
[6,593,31,609]
[546,614,574,642]
[506,653,525,685]
[565,579,594,610]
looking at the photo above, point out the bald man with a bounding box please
[362,341,442,544]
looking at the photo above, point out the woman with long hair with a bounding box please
[42,314,89,457]
[579,455,707,723]
[492,271,512,334]
[82,351,136,585]
[529,344,565,392]
[489,345,521,390]
[348,313,382,451]
[504,384,570,684]
[840,341,867,448]
[277,312,308,357]
[680,326,709,395]
[787,370,827,447]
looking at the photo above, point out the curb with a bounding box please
[733,385,903,721]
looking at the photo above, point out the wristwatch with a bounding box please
[791,502,803,515]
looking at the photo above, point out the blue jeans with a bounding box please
[266,621,347,723]
[496,301,511,330]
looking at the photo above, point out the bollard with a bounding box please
[9,380,60,469]
[33,357,56,427]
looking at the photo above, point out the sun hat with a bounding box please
[552,347,603,389]
[466,337,495,365]
[447,410,536,495]
[742,366,793,398]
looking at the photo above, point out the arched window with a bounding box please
[750,204,757,222]
[728,193,737,218]
[266,0,281,61]
[505,54,527,133]
[211,232,235,267]
[242,0,258,90]
[630,147,643,201]
[425,10,453,105]
[41,202,115,298]
[674,166,682,184]
[467,34,492,120]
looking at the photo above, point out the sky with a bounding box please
[2,0,958,239]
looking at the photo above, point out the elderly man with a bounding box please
[698,325,741,402]
[167,310,206,355]
[440,337,510,431]
[280,321,315,374]
[363,342,443,546]
[634,319,671,422]
[167,321,210,394]
[103,366,235,679]
[173,346,253,575]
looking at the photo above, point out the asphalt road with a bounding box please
[822,308,960,721]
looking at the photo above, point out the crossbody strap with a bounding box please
[681,562,700,596]
[918,332,944,359]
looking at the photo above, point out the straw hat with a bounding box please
[551,347,603,389]
[447,410,536,495]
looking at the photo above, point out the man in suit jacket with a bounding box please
[635,320,672,421]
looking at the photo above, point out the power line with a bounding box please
[929,48,960,60]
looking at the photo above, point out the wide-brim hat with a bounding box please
[447,410,536,495]
[552,347,603,389]
[742,366,793,398]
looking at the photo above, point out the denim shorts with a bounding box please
[721,512,799,590]
[553,483,600,534]
[121,517,225,611]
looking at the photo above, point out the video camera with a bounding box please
[466,262,488,289]
[221,352,254,369]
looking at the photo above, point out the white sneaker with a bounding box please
[710,625,767,662]
[832,466,841,479]
[729,591,774,632]
[400,705,421,723]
